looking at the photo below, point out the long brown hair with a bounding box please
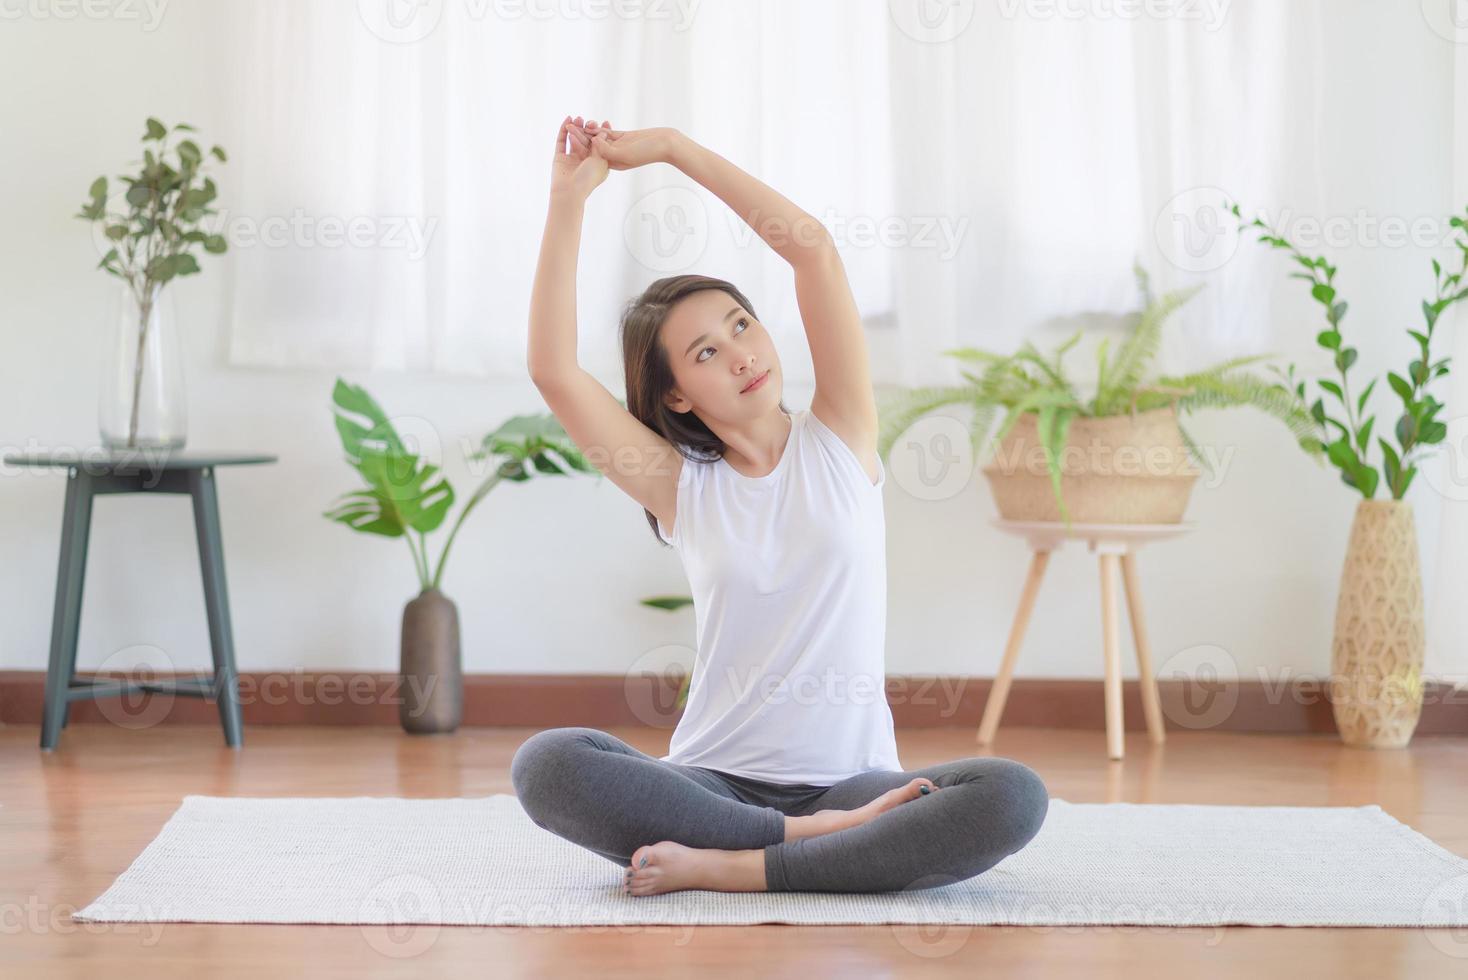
[619,274,791,545]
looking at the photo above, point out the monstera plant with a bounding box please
[324,378,596,733]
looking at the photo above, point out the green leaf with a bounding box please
[355,447,455,534]
[1396,413,1416,446]
[1356,378,1376,415]
[640,595,695,612]
[1335,347,1357,371]
[1311,283,1336,306]
[1325,437,1358,472]
[1355,416,1374,453]
[475,412,599,479]
[144,117,167,140]
[1355,465,1379,498]
[1316,330,1341,350]
[330,377,409,463]
[1388,372,1413,401]
[1331,301,1348,323]
[1379,437,1401,481]
[1399,467,1417,497]
[323,488,408,537]
[1094,280,1203,415]
[1318,379,1343,400]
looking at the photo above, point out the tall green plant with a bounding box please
[75,117,229,448]
[877,263,1317,523]
[1229,202,1468,499]
[324,378,597,591]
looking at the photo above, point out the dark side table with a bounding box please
[4,451,277,751]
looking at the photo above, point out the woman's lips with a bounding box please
[741,369,770,394]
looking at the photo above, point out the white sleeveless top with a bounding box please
[655,407,904,785]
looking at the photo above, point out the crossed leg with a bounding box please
[760,756,1051,892]
[510,726,787,866]
[511,727,1050,895]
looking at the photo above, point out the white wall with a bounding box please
[0,1,1462,691]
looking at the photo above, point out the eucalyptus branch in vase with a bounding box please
[75,117,228,448]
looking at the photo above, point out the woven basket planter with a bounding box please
[981,406,1201,524]
[1329,499,1425,748]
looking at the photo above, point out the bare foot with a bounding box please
[623,841,766,896]
[788,777,939,841]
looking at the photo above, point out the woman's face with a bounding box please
[660,289,781,421]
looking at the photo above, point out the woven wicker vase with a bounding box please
[1329,500,1425,748]
[981,406,1200,524]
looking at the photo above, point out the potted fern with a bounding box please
[1230,200,1468,749]
[877,264,1316,525]
[324,378,596,733]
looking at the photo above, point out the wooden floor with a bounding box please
[3,723,1467,978]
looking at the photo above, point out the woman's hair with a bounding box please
[619,274,790,545]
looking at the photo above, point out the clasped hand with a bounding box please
[550,114,679,200]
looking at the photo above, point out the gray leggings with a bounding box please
[510,726,1050,893]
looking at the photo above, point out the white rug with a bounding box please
[72,794,1468,929]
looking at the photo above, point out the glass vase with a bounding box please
[100,280,187,450]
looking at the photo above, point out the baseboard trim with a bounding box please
[1,670,1463,735]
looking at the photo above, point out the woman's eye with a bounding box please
[697,318,750,362]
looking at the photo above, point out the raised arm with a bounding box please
[527,117,683,535]
[665,133,878,468]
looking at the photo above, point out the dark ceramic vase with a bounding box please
[400,587,463,734]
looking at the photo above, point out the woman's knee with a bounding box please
[986,758,1050,852]
[509,726,603,816]
[950,757,1049,855]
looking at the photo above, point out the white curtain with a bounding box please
[220,0,893,382]
[883,1,1327,385]
[220,0,1331,386]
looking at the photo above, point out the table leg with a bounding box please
[41,469,94,750]
[978,549,1051,746]
[1120,551,1166,745]
[1099,552,1124,760]
[190,467,244,748]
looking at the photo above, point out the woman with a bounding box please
[514,114,1049,897]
